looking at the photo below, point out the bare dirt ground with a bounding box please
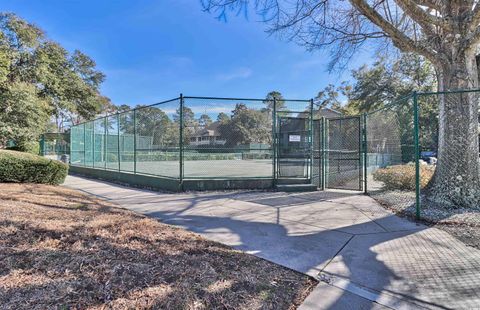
[0,183,316,310]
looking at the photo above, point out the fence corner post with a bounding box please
[413,91,421,219]
[321,116,326,190]
[179,93,184,191]
[309,99,314,183]
[83,123,86,166]
[363,112,368,195]
[272,97,277,186]
[104,116,107,170]
[117,113,121,172]
[39,134,45,157]
[68,130,72,164]
[133,109,137,174]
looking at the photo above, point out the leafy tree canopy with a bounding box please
[317,53,436,114]
[263,90,286,111]
[0,13,109,151]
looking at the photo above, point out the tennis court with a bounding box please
[98,159,274,179]
[69,95,365,191]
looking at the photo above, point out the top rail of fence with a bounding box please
[366,88,480,117]
[72,96,181,127]
[183,96,311,102]
[70,95,314,128]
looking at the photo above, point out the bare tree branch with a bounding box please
[395,0,449,31]
[350,0,439,62]
[411,0,441,11]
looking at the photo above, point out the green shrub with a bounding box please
[6,140,40,155]
[373,163,434,191]
[0,150,68,185]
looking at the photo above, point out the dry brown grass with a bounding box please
[0,183,316,309]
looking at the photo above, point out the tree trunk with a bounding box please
[426,50,480,208]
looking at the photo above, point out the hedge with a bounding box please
[373,163,435,191]
[0,150,68,185]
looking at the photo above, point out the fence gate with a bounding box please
[325,116,363,191]
[276,116,311,179]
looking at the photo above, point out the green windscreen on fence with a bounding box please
[70,124,85,166]
[69,96,316,181]
[71,98,181,179]
[119,110,135,172]
[133,99,180,178]
[85,122,93,167]
[39,133,70,158]
[68,90,480,215]
[106,114,119,170]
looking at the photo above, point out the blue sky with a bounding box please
[2,0,370,107]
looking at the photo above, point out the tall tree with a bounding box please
[217,112,230,123]
[346,53,436,112]
[174,106,197,143]
[203,0,480,208]
[198,113,213,128]
[314,83,351,113]
[134,106,173,146]
[263,90,286,111]
[0,13,109,151]
[220,103,271,146]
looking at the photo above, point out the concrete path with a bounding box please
[64,175,480,310]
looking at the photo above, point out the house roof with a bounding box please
[193,122,222,137]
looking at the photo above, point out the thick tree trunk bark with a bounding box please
[426,51,480,208]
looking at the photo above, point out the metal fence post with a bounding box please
[272,97,277,184]
[321,116,326,190]
[363,112,368,194]
[117,113,121,171]
[83,123,86,166]
[92,121,95,168]
[133,109,137,174]
[69,131,72,164]
[413,92,421,219]
[179,94,184,190]
[104,116,107,169]
[309,99,314,182]
[39,134,45,156]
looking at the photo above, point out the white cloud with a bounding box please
[216,67,253,81]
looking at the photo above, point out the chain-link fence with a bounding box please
[39,132,70,160]
[417,90,480,215]
[364,89,480,219]
[68,90,479,213]
[70,96,313,183]
[326,116,363,191]
[274,99,313,181]
[70,98,182,178]
[182,97,274,179]
[364,96,417,214]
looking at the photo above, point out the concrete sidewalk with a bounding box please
[64,175,480,309]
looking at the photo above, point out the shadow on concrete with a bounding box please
[65,176,477,309]
[143,207,450,309]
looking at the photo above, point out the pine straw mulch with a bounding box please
[0,183,316,310]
